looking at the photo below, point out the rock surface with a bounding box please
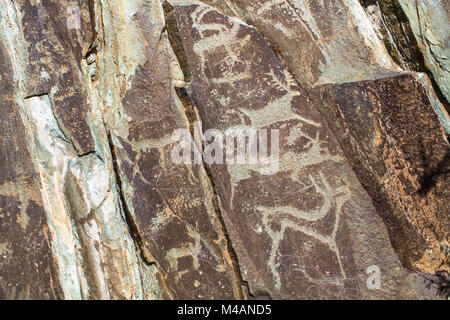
[397,0,450,107]
[360,0,450,131]
[0,0,448,299]
[205,0,449,274]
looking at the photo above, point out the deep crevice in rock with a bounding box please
[164,2,249,299]
[200,150,248,300]
[106,131,155,267]
[418,147,450,196]
[162,1,192,82]
[174,87,196,137]
[359,0,450,112]
[77,150,103,162]
[24,92,50,99]
[174,85,249,300]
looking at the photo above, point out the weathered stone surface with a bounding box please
[16,0,96,154]
[316,73,449,272]
[170,1,440,299]
[1,0,163,300]
[220,0,449,132]
[360,0,450,131]
[224,0,401,86]
[396,0,450,106]
[0,23,63,300]
[0,0,448,300]
[207,0,449,275]
[360,0,428,72]
[91,0,240,299]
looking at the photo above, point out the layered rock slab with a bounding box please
[95,0,240,299]
[396,0,450,106]
[1,0,163,299]
[0,27,63,300]
[0,0,447,300]
[316,73,450,272]
[213,0,449,274]
[170,0,437,299]
[222,0,401,86]
[360,0,450,131]
[16,0,96,154]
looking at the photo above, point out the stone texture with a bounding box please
[16,0,96,154]
[0,0,448,300]
[316,73,449,272]
[206,0,449,274]
[396,0,450,106]
[170,0,442,299]
[223,0,401,86]
[0,35,63,300]
[95,0,239,299]
[0,0,163,300]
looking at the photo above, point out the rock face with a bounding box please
[210,0,449,274]
[0,31,63,300]
[317,74,449,272]
[396,0,450,107]
[0,0,448,300]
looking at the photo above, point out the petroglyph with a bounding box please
[258,171,351,289]
[1,0,446,300]
[171,2,360,297]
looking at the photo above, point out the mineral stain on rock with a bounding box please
[0,0,448,299]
